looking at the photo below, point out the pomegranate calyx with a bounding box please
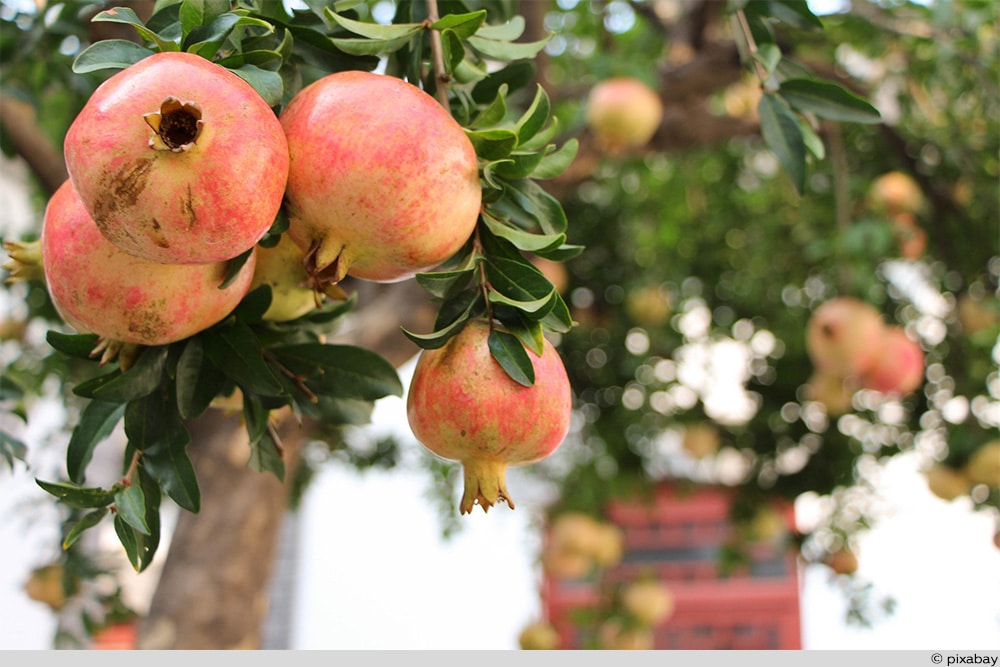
[460,458,515,515]
[304,238,350,290]
[89,338,143,370]
[2,239,45,284]
[144,96,204,152]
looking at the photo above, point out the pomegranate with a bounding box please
[40,181,256,347]
[924,464,970,501]
[803,370,855,415]
[518,621,561,650]
[278,71,481,286]
[806,296,886,379]
[248,233,322,322]
[964,440,1000,488]
[867,170,925,217]
[825,547,859,575]
[63,51,288,264]
[585,77,663,154]
[858,325,924,396]
[406,319,572,514]
[621,579,675,627]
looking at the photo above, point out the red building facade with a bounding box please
[541,483,803,649]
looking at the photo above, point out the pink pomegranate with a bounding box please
[279,71,481,287]
[858,325,925,396]
[806,296,887,378]
[63,51,288,264]
[41,181,256,346]
[406,319,572,514]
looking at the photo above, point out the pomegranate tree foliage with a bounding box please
[0,0,995,630]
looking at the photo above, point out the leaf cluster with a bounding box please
[36,287,401,571]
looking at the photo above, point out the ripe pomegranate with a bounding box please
[248,233,322,322]
[63,51,288,264]
[806,296,886,379]
[279,71,481,287]
[867,170,925,217]
[803,371,855,415]
[406,319,572,514]
[621,580,675,627]
[924,463,970,501]
[682,422,721,459]
[518,621,561,650]
[41,181,256,347]
[825,547,859,575]
[858,326,924,396]
[598,619,655,650]
[964,440,1000,489]
[24,564,68,611]
[585,77,663,154]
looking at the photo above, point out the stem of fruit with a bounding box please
[121,449,142,488]
[425,0,451,109]
[262,350,318,403]
[473,224,494,329]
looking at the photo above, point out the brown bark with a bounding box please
[0,96,69,197]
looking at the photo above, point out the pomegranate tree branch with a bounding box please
[0,96,69,197]
[425,0,451,109]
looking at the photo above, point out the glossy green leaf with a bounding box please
[179,0,229,38]
[186,13,273,58]
[754,43,781,74]
[431,10,486,40]
[401,300,476,350]
[67,400,126,484]
[92,6,180,52]
[416,268,476,299]
[475,16,525,41]
[796,114,826,159]
[482,214,565,253]
[466,128,519,160]
[531,139,579,179]
[493,151,545,179]
[483,159,514,189]
[72,39,154,73]
[175,337,225,421]
[758,93,806,194]
[325,9,421,40]
[779,78,882,124]
[63,509,109,550]
[243,393,285,480]
[330,34,416,56]
[748,0,823,29]
[35,479,115,509]
[472,61,535,104]
[540,292,574,333]
[90,346,168,403]
[514,85,550,145]
[1,431,27,468]
[230,64,283,107]
[467,34,550,61]
[135,392,198,513]
[202,322,285,396]
[502,315,545,357]
[270,344,403,400]
[114,483,150,535]
[46,331,100,360]
[503,179,569,234]
[488,329,534,387]
[440,28,465,73]
[470,85,508,129]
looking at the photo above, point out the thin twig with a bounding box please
[425,0,450,109]
[262,350,319,403]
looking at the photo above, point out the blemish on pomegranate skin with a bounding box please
[92,157,154,226]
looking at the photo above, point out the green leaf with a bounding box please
[501,316,545,357]
[92,6,180,52]
[124,389,184,451]
[67,400,126,484]
[470,85,508,129]
[540,292,574,334]
[36,479,115,509]
[202,322,285,396]
[779,78,882,124]
[141,438,199,513]
[325,9,421,40]
[246,414,285,481]
[488,329,534,387]
[758,93,806,194]
[269,344,403,401]
[401,301,476,350]
[754,42,781,74]
[472,61,535,104]
[466,128,519,160]
[431,10,487,40]
[531,139,579,179]
[72,40,155,74]
[114,483,150,535]
[482,215,565,254]
[494,151,545,180]
[440,29,465,74]
[90,346,168,403]
[63,509,109,550]
[46,331,100,360]
[502,179,569,234]
[750,0,824,29]
[795,114,826,159]
[416,268,476,300]
[475,16,525,41]
[175,337,225,421]
[514,85,550,145]
[330,34,416,56]
[1,431,27,468]
[186,12,273,58]
[229,65,283,108]
[467,34,550,61]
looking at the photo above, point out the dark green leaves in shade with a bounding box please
[488,329,534,387]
